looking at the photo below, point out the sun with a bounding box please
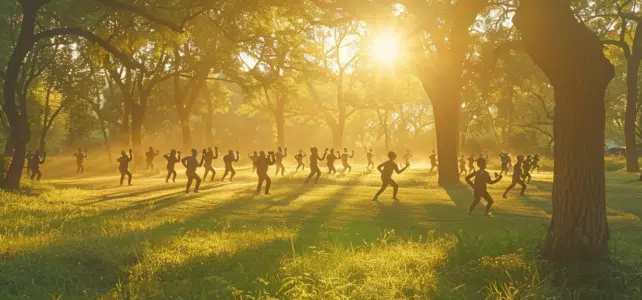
[369,33,401,68]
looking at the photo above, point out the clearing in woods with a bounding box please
[1,165,642,299]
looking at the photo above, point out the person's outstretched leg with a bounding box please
[221,170,229,181]
[265,176,272,194]
[519,181,527,195]
[391,180,399,200]
[483,193,494,216]
[186,174,193,193]
[305,170,314,184]
[194,175,202,192]
[126,171,132,186]
[230,169,236,182]
[172,170,177,182]
[120,171,125,185]
[37,171,42,181]
[315,170,321,184]
[373,180,390,201]
[80,165,84,174]
[166,170,172,183]
[256,176,264,194]
[204,168,210,181]
[468,194,482,215]
[77,165,81,174]
[347,165,351,173]
[503,182,516,198]
[280,166,285,176]
[210,168,216,181]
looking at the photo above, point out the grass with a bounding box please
[1,158,642,299]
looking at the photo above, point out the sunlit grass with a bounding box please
[1,161,642,299]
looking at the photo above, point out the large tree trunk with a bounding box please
[1,1,44,189]
[514,0,614,262]
[98,112,112,163]
[430,87,461,185]
[204,84,213,146]
[624,26,642,172]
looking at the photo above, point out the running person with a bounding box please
[326,149,338,175]
[203,147,219,181]
[403,150,413,167]
[248,151,259,173]
[366,149,375,170]
[74,148,88,174]
[294,149,306,172]
[117,149,133,186]
[459,155,467,175]
[465,157,502,216]
[522,155,533,184]
[221,150,240,182]
[305,147,328,184]
[164,149,181,183]
[503,155,527,198]
[429,150,438,173]
[255,151,276,195]
[181,149,204,193]
[372,151,409,202]
[467,154,476,174]
[274,147,288,176]
[29,150,46,181]
[340,148,355,174]
[145,147,160,171]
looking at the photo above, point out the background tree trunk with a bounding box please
[624,25,642,172]
[2,1,43,189]
[514,0,614,262]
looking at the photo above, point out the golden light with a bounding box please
[369,32,401,69]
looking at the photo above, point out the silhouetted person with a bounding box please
[523,155,533,184]
[465,157,502,216]
[275,147,288,176]
[117,149,133,186]
[341,148,355,174]
[203,147,219,181]
[403,150,412,166]
[532,154,541,173]
[499,152,509,176]
[221,150,240,182]
[373,151,409,202]
[295,149,306,172]
[503,155,527,198]
[164,149,181,183]
[74,148,88,174]
[29,150,46,181]
[429,150,438,172]
[326,149,338,175]
[305,147,328,184]
[467,154,476,174]
[248,151,259,173]
[366,149,374,170]
[25,151,33,177]
[256,151,276,195]
[459,155,467,175]
[145,147,160,171]
[181,149,204,193]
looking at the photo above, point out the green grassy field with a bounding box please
[1,162,642,299]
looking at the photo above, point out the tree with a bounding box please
[514,0,614,262]
[601,1,642,172]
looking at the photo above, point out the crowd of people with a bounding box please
[24,147,547,216]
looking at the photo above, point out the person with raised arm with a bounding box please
[372,151,409,202]
[294,149,306,172]
[274,147,288,176]
[465,157,502,216]
[29,150,47,181]
[221,150,240,182]
[203,146,219,181]
[255,151,276,195]
[145,146,160,171]
[74,148,88,174]
[305,147,328,184]
[164,149,181,183]
[340,148,355,174]
[181,149,204,193]
[117,149,133,186]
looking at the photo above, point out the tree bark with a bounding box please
[624,24,642,172]
[430,85,461,186]
[514,0,614,262]
[204,84,213,146]
[1,0,45,189]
